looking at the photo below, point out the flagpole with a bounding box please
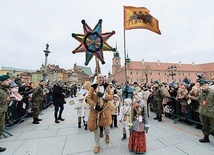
[123,6,127,83]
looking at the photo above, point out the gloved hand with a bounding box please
[94,104,103,111]
[97,92,104,97]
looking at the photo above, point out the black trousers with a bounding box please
[54,104,64,119]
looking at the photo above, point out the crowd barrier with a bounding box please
[149,96,202,125]
[2,94,53,138]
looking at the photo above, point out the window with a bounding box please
[158,72,160,75]
[189,73,190,76]
[136,72,138,75]
[130,72,132,75]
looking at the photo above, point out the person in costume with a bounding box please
[0,74,10,152]
[75,94,84,128]
[86,74,113,154]
[118,98,132,141]
[82,82,91,130]
[110,94,120,128]
[197,80,214,143]
[128,95,149,154]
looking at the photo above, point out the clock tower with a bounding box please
[112,47,121,74]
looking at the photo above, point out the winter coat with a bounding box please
[32,85,43,109]
[86,83,113,131]
[52,85,65,106]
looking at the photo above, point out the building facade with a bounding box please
[1,64,92,84]
[109,50,214,85]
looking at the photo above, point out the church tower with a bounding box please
[112,45,121,74]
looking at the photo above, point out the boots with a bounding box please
[32,118,39,124]
[83,117,85,125]
[0,147,6,152]
[84,124,87,130]
[153,115,159,120]
[158,115,162,122]
[121,133,126,141]
[195,124,203,130]
[199,135,210,143]
[78,117,81,128]
[37,118,42,121]
[55,119,60,123]
[58,117,65,121]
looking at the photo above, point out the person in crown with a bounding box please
[86,74,113,154]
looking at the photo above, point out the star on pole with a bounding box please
[72,19,116,66]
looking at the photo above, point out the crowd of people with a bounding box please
[0,73,79,152]
[0,72,213,154]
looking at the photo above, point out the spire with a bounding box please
[113,42,120,58]
[126,52,130,63]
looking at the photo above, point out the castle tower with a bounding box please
[112,46,121,74]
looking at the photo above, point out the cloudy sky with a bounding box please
[1,0,214,76]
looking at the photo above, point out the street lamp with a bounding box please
[43,44,51,81]
[167,65,177,80]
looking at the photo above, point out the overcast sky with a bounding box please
[1,0,214,76]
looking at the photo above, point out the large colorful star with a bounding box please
[72,19,116,66]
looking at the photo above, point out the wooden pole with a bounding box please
[123,29,127,83]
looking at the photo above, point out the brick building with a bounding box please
[108,50,214,85]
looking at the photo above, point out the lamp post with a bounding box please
[43,44,50,81]
[167,65,177,80]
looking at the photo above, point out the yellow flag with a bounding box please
[124,6,161,35]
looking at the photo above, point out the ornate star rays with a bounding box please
[72,19,116,66]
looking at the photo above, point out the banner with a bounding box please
[124,6,161,35]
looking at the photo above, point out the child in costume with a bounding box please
[118,98,132,141]
[75,94,85,128]
[128,95,149,154]
[110,94,120,128]
[82,82,91,130]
